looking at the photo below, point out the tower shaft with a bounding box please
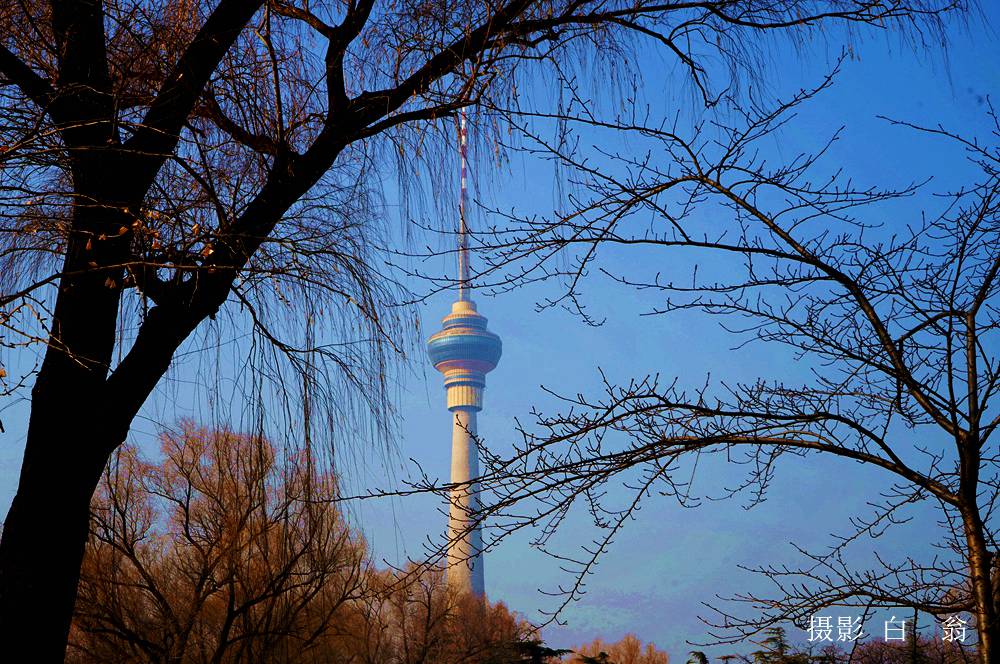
[448,408,484,596]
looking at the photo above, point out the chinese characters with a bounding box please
[804,615,968,644]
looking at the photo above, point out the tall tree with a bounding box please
[471,72,1000,661]
[0,0,958,658]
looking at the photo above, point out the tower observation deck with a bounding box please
[426,113,501,596]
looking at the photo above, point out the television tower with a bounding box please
[426,112,501,596]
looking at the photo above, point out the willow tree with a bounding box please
[0,0,958,659]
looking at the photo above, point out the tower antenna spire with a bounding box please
[458,110,470,301]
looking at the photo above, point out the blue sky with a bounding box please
[2,5,1000,661]
[369,7,1000,658]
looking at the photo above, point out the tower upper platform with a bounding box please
[427,300,501,411]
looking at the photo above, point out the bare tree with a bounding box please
[468,77,1000,662]
[68,423,369,663]
[0,0,960,657]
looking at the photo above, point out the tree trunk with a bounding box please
[0,397,111,661]
[0,189,130,660]
[963,505,999,664]
[0,296,121,659]
[0,349,120,660]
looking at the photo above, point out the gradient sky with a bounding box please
[369,8,1000,658]
[2,5,1000,661]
